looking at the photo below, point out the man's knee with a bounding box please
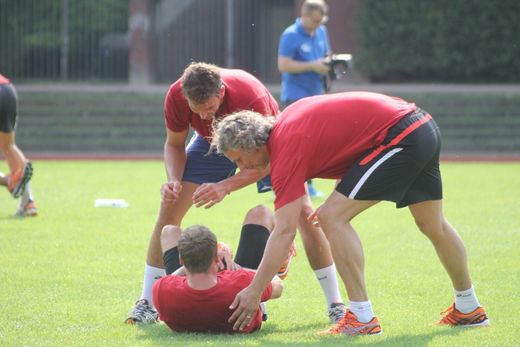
[414,216,445,238]
[243,204,274,231]
[160,225,182,251]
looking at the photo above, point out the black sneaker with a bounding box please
[125,299,158,324]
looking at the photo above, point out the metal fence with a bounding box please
[0,0,298,83]
[0,0,129,81]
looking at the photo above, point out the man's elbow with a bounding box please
[277,57,289,73]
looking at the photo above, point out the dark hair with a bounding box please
[181,62,222,104]
[178,225,218,273]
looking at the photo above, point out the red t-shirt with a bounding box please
[268,92,416,209]
[164,68,279,141]
[0,74,10,85]
[152,270,273,333]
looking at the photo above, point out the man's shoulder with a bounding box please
[281,24,301,40]
[221,68,257,83]
[219,269,255,282]
[165,79,183,99]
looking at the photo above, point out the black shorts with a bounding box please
[0,83,18,133]
[336,108,443,208]
[162,224,269,275]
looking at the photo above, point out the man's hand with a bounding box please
[161,181,182,203]
[307,205,322,227]
[217,242,239,271]
[192,182,228,209]
[228,285,262,331]
[313,58,330,74]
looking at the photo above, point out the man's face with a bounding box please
[187,87,225,120]
[301,10,327,33]
[224,147,269,171]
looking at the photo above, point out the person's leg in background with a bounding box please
[0,82,36,216]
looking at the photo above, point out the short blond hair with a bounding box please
[302,0,328,16]
[181,62,222,104]
[212,110,275,153]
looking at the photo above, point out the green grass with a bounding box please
[0,161,519,346]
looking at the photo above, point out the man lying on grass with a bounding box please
[151,205,286,333]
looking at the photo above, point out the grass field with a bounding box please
[1,161,519,346]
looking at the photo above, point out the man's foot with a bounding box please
[260,302,268,322]
[125,299,158,324]
[319,309,382,336]
[277,241,297,280]
[328,303,346,324]
[14,200,38,217]
[307,183,324,198]
[437,304,489,327]
[8,161,33,198]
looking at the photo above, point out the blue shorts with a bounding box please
[183,134,272,193]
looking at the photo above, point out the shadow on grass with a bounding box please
[133,321,464,346]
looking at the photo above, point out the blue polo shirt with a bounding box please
[278,18,330,103]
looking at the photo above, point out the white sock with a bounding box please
[349,300,374,323]
[140,264,165,306]
[260,302,267,315]
[314,264,343,308]
[454,286,480,313]
[18,183,33,209]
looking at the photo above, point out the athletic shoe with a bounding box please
[125,299,158,324]
[14,200,38,217]
[328,303,346,323]
[8,161,33,198]
[260,302,268,322]
[277,241,297,280]
[307,183,324,198]
[319,309,382,336]
[437,304,489,327]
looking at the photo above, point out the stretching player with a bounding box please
[152,205,283,333]
[126,62,345,324]
[212,92,489,335]
[0,73,36,217]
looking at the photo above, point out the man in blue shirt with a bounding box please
[278,0,331,197]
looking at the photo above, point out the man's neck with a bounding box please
[187,272,218,290]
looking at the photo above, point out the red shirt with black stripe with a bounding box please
[268,92,416,209]
[164,68,279,141]
[152,269,273,333]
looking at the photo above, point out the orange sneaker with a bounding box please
[8,161,33,198]
[277,241,297,280]
[319,309,382,336]
[15,200,38,217]
[437,304,489,327]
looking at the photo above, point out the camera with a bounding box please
[324,53,353,92]
[327,54,353,81]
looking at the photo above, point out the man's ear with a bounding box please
[179,255,184,266]
[219,85,225,99]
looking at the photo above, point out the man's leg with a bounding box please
[317,192,379,324]
[160,225,183,275]
[141,182,198,296]
[298,192,345,322]
[15,182,37,217]
[234,204,274,321]
[0,132,25,173]
[126,181,198,324]
[409,200,488,326]
[0,132,32,198]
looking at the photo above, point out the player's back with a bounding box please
[152,270,264,333]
